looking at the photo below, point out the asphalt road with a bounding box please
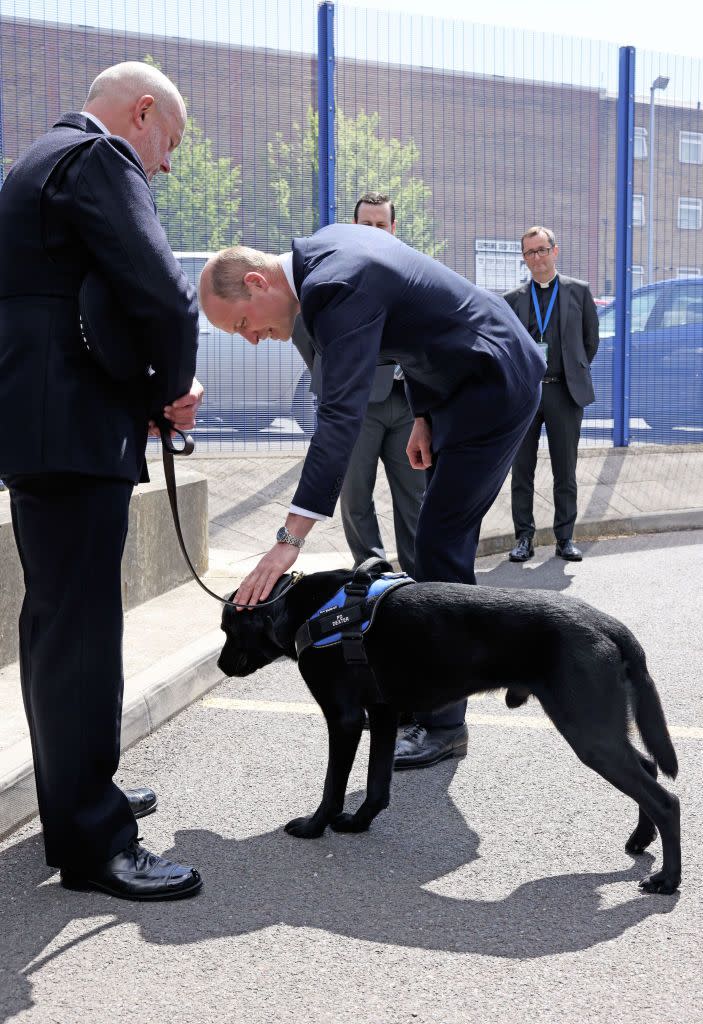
[1,531,702,1024]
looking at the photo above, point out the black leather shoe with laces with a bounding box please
[393,722,468,770]
[509,536,534,562]
[124,786,158,819]
[60,839,203,901]
[555,538,583,561]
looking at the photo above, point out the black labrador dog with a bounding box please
[218,564,681,895]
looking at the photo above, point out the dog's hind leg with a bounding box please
[625,755,658,855]
[285,704,365,839]
[542,691,681,895]
[331,704,398,833]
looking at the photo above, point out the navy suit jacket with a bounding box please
[0,113,198,483]
[290,224,545,515]
[504,275,600,408]
[292,316,396,402]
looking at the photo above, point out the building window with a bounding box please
[634,126,648,160]
[474,239,526,292]
[632,265,645,291]
[633,194,645,226]
[677,267,702,278]
[679,131,703,165]
[678,197,703,230]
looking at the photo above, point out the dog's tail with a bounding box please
[608,619,678,779]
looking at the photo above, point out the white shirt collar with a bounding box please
[535,272,559,289]
[80,111,109,134]
[279,251,298,299]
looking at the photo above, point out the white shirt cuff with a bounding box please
[288,504,328,521]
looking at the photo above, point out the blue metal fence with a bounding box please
[1,2,702,450]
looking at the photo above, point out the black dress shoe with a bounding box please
[393,723,468,770]
[509,536,534,562]
[556,538,582,561]
[124,786,158,819]
[60,839,203,901]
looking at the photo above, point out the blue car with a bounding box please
[589,277,703,437]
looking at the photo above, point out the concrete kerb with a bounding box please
[476,507,703,557]
[0,630,225,842]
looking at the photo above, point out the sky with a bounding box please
[1,0,701,93]
[347,0,702,60]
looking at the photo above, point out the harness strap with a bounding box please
[294,567,415,702]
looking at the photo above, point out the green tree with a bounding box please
[154,117,241,251]
[261,106,445,257]
[143,54,241,250]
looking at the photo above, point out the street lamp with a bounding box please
[647,75,670,284]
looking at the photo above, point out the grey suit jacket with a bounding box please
[292,316,395,403]
[503,274,600,408]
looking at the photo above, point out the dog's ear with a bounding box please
[264,615,279,647]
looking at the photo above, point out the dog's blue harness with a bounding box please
[294,561,414,674]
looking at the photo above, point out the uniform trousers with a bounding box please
[6,473,138,867]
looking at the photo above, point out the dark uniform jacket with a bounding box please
[0,113,199,483]
[290,223,545,516]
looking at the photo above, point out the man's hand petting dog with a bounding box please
[217,564,681,895]
[235,544,300,609]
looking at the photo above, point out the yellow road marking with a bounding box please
[202,697,703,739]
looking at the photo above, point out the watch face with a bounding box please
[276,527,286,543]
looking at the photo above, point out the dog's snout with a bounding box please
[217,639,251,677]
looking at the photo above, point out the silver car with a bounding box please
[175,251,314,436]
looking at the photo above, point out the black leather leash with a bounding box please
[158,424,302,610]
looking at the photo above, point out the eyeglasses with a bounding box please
[522,246,553,259]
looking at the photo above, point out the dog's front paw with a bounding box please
[639,869,680,895]
[284,815,327,839]
[330,812,371,833]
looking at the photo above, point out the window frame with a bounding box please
[679,131,703,165]
[634,126,648,160]
[677,197,703,230]
[632,194,645,226]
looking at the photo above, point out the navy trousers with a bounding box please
[7,473,138,868]
[413,380,541,727]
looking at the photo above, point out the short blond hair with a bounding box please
[203,246,278,301]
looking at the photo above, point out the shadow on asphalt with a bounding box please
[478,528,703,589]
[0,759,679,1021]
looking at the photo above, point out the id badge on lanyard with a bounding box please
[531,278,558,359]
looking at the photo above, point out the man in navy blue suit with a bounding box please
[0,62,203,900]
[199,227,545,768]
[292,192,425,575]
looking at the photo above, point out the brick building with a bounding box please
[2,15,701,295]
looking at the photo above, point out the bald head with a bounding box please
[84,61,187,181]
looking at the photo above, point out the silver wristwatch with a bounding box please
[276,525,305,549]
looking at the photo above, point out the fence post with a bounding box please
[613,46,635,447]
[317,1,335,228]
[0,63,4,187]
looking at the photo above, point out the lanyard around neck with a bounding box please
[531,278,559,342]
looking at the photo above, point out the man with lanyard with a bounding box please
[504,226,600,563]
